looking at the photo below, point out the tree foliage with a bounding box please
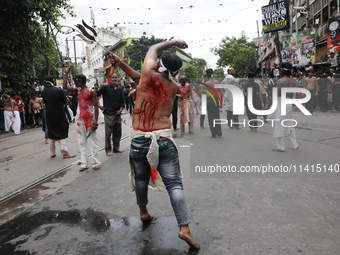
[183,64,200,83]
[0,0,74,94]
[126,36,171,71]
[188,58,207,77]
[212,33,258,77]
[213,68,225,80]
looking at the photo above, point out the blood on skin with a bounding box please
[134,71,170,128]
[77,89,94,132]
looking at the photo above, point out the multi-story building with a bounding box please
[81,26,127,86]
[260,0,338,72]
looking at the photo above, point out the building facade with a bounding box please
[260,0,338,72]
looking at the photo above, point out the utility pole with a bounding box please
[295,0,298,33]
[306,0,310,29]
[73,36,77,73]
[289,0,293,34]
[66,38,70,60]
[275,31,282,64]
[256,20,264,77]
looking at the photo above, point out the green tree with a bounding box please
[213,68,225,80]
[187,58,207,77]
[0,0,74,93]
[212,33,258,77]
[183,64,199,83]
[126,36,174,71]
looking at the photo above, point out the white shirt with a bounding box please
[221,74,240,111]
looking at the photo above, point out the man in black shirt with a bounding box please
[97,73,125,156]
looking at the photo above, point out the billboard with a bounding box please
[282,28,316,67]
[262,1,290,33]
[327,16,340,54]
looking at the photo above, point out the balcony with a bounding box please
[317,22,328,40]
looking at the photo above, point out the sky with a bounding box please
[57,0,270,70]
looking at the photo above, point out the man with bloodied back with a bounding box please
[110,39,200,249]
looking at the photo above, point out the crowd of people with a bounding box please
[2,38,340,250]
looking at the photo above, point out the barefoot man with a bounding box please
[177,76,195,135]
[110,40,200,249]
[2,94,21,134]
[63,67,101,171]
[265,62,299,152]
[29,94,43,127]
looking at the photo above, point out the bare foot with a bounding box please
[93,165,101,170]
[79,167,88,172]
[140,213,154,222]
[139,205,154,222]
[113,149,123,153]
[50,154,56,158]
[63,153,76,158]
[247,129,254,133]
[272,148,285,152]
[179,228,200,249]
[106,152,114,156]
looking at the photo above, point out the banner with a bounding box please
[262,1,290,33]
[327,16,340,54]
[56,79,63,88]
[282,28,316,67]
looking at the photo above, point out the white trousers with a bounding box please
[49,139,68,156]
[4,110,21,134]
[77,118,100,168]
[276,134,299,151]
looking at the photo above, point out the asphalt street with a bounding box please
[0,108,340,254]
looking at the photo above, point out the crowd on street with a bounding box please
[1,41,340,249]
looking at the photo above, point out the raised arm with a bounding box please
[63,64,78,93]
[110,53,141,84]
[142,39,188,75]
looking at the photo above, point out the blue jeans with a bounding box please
[130,137,191,227]
[43,109,48,139]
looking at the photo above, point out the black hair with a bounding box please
[161,51,182,72]
[205,68,214,77]
[280,62,292,76]
[45,75,54,83]
[248,72,255,78]
[74,74,87,84]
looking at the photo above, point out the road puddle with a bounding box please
[0,209,212,254]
